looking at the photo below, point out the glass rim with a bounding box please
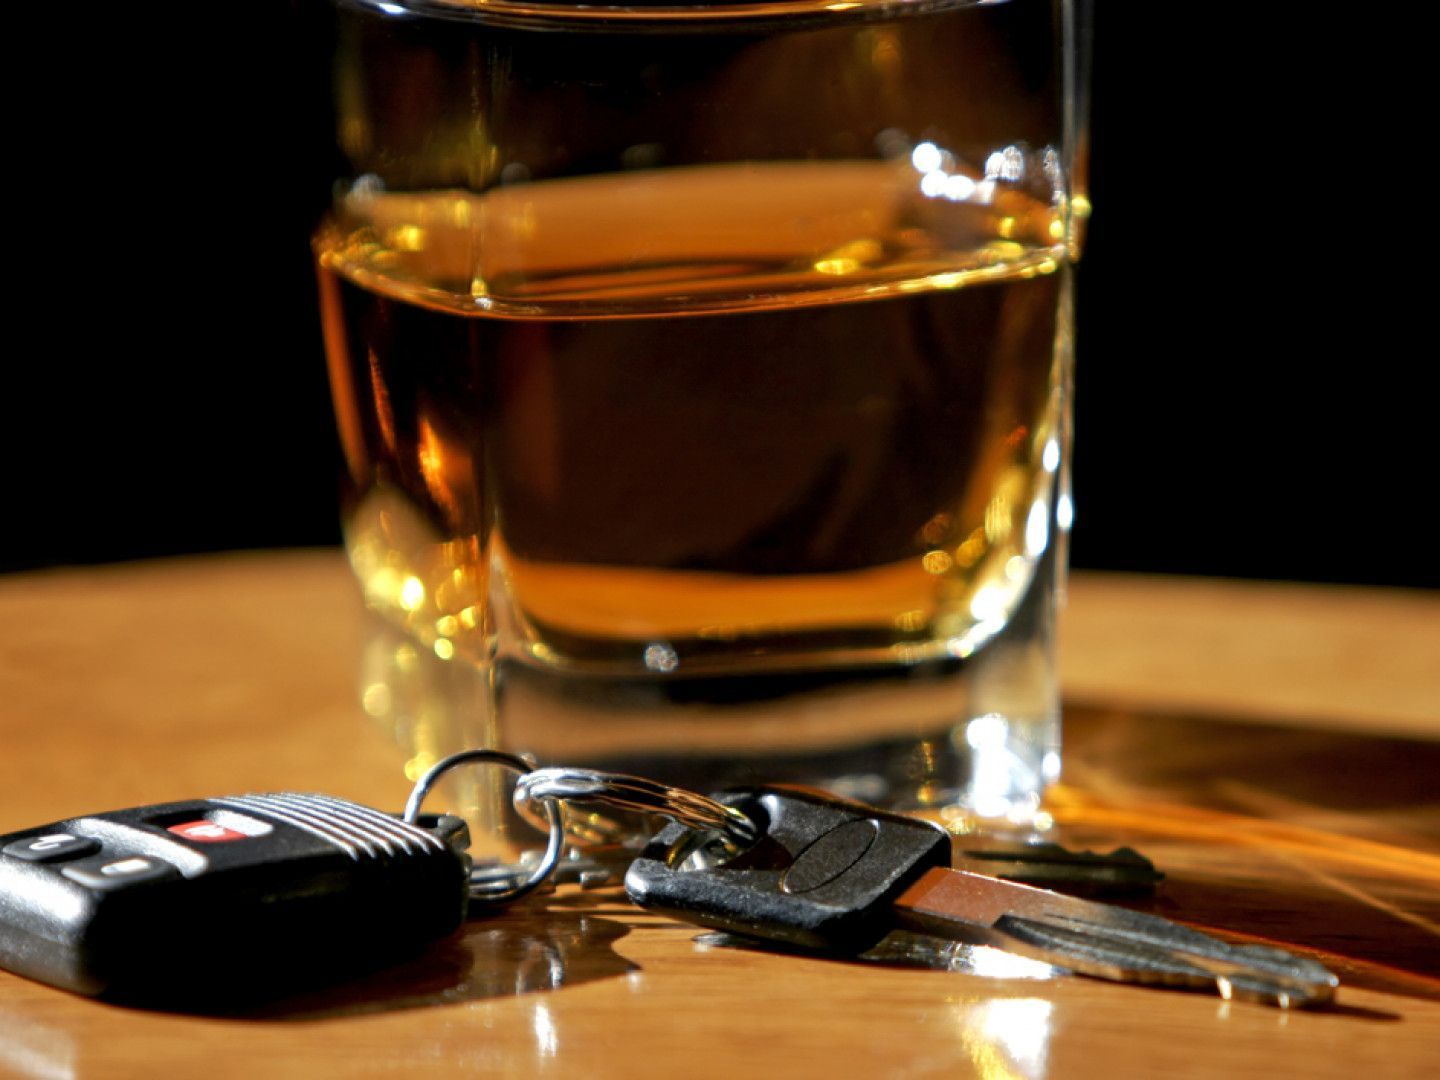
[343,0,995,28]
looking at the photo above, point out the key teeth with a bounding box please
[1224,971,1337,1009]
[1230,944,1341,1000]
[995,913,1214,981]
[992,913,1338,1007]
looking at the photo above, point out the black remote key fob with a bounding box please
[0,793,470,1002]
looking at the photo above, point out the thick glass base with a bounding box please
[356,544,1061,856]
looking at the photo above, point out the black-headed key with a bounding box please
[0,794,471,1002]
[625,786,1339,1008]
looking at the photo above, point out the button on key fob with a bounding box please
[0,794,471,1001]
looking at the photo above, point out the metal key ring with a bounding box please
[515,767,757,849]
[403,749,565,909]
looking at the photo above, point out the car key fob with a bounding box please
[0,793,471,1002]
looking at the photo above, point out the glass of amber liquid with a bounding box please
[316,0,1087,830]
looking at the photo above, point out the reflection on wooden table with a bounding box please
[0,553,1435,1078]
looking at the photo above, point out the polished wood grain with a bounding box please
[0,553,1436,1079]
[1063,573,1440,739]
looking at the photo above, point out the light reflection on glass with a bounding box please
[895,608,927,631]
[945,173,978,201]
[985,146,1026,183]
[366,348,397,454]
[1055,493,1074,531]
[399,575,426,612]
[948,637,977,660]
[642,642,680,673]
[1041,750,1061,782]
[911,141,943,173]
[966,713,1008,750]
[970,584,1005,622]
[1024,502,1049,558]
[964,712,1041,820]
[361,681,391,717]
[905,136,1072,266]
[869,31,900,71]
[387,223,425,251]
[955,529,987,569]
[923,550,955,575]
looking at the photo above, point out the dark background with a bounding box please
[3,3,1432,587]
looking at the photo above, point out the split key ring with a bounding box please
[402,750,756,910]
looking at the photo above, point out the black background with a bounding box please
[3,3,1432,587]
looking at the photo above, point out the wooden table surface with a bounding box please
[0,553,1436,1078]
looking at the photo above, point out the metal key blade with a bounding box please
[894,868,1338,1008]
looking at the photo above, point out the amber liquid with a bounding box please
[318,163,1065,677]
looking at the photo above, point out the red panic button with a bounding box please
[167,820,249,843]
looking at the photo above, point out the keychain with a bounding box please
[0,750,1337,1007]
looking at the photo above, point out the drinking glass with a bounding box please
[315,0,1089,833]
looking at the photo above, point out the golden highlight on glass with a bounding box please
[317,0,1087,827]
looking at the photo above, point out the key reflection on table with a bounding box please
[694,929,1059,1078]
[956,996,1055,1080]
[196,908,639,1021]
[0,1004,79,1080]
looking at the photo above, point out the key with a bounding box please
[0,794,471,1001]
[625,786,1339,1007]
